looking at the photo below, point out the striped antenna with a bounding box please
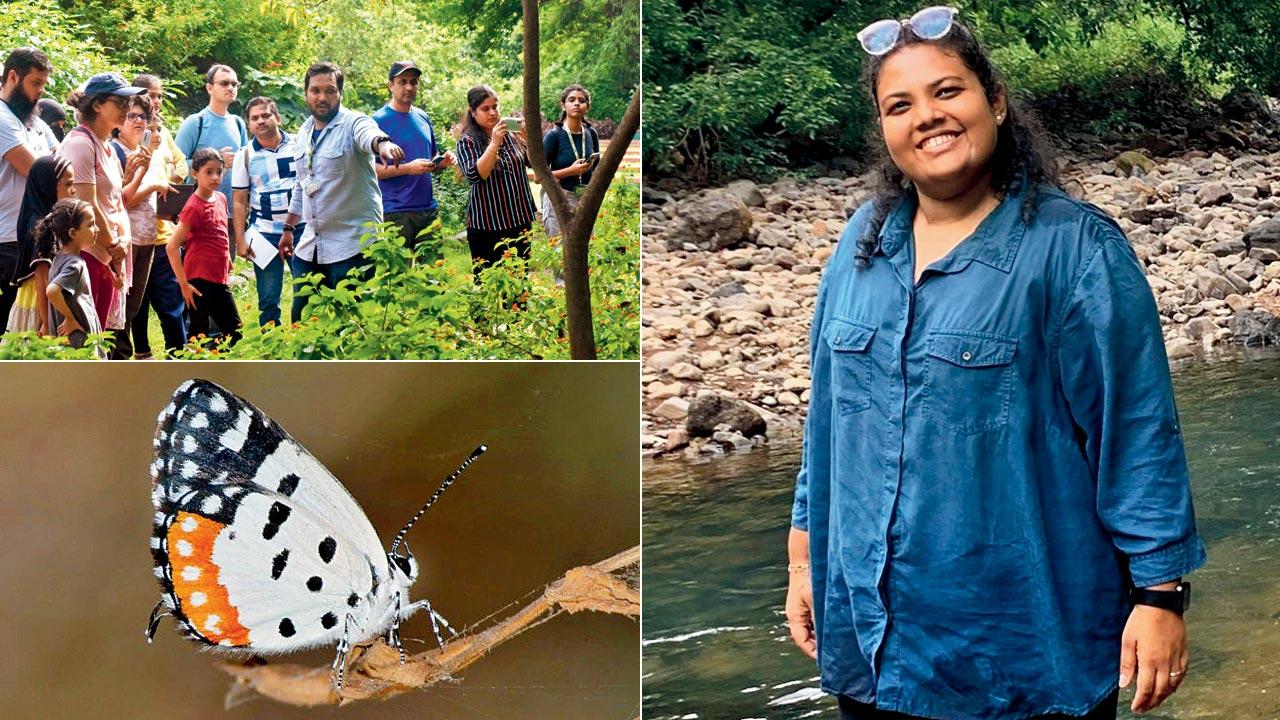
[389,444,487,556]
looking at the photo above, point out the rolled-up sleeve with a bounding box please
[1055,220,1207,587]
[351,113,382,155]
[454,136,483,185]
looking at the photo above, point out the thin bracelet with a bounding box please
[788,563,810,573]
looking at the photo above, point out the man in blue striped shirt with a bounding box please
[278,62,404,323]
[231,96,297,327]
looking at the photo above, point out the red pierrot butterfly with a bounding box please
[145,379,485,689]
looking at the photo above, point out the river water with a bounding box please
[643,352,1280,720]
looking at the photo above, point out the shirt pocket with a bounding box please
[823,318,876,416]
[313,144,346,183]
[923,330,1018,434]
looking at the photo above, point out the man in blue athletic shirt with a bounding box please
[372,60,453,263]
[174,64,247,201]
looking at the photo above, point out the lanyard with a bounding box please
[567,127,586,163]
[304,123,336,174]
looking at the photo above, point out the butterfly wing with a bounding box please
[150,379,384,560]
[154,483,387,652]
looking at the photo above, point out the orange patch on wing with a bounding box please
[167,511,251,646]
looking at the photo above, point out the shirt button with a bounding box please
[961,351,972,361]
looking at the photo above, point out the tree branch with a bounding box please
[219,545,639,708]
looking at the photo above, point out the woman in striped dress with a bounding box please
[453,84,538,270]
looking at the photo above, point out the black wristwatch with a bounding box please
[1130,581,1190,615]
[282,224,296,234]
[373,135,391,152]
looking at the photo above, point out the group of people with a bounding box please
[0,47,602,357]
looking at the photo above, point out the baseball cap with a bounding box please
[388,61,421,81]
[83,72,146,97]
[36,98,66,124]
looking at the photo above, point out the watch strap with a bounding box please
[1130,581,1190,615]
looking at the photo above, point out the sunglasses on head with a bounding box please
[858,6,959,56]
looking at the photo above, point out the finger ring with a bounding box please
[1169,671,1183,678]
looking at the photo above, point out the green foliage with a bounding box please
[0,331,111,359]
[59,0,305,116]
[1,1,129,100]
[170,181,639,360]
[645,0,1280,180]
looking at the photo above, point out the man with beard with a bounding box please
[0,47,53,329]
[373,60,453,263]
[278,61,404,323]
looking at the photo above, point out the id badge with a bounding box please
[304,179,321,197]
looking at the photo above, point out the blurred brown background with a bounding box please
[0,363,639,719]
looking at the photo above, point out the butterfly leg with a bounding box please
[331,613,356,692]
[145,598,170,643]
[421,597,458,649]
[388,592,408,665]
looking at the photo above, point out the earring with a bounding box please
[996,113,1005,123]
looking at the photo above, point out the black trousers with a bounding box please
[466,222,531,271]
[0,241,19,333]
[838,691,1119,720]
[187,278,242,347]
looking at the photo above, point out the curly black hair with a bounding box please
[854,17,1059,267]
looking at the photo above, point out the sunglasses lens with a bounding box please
[911,6,956,39]
[858,19,902,56]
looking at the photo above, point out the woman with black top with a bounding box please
[453,84,538,269]
[541,84,598,238]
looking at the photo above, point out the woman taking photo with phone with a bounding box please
[786,7,1204,719]
[540,83,599,238]
[453,84,538,269]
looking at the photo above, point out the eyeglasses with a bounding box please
[214,80,240,88]
[126,112,151,122]
[858,6,959,56]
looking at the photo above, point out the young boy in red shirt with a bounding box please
[166,147,242,347]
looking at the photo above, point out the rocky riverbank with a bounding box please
[641,149,1280,459]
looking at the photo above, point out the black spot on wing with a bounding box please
[271,549,289,580]
[321,612,337,630]
[263,501,292,540]
[348,593,359,607]
[279,618,296,637]
[277,473,300,496]
[319,537,336,563]
[307,576,323,592]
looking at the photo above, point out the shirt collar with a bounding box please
[252,130,290,152]
[877,179,1029,275]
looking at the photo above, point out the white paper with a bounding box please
[246,228,278,270]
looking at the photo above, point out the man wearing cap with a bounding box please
[277,61,405,323]
[372,60,453,263]
[0,46,54,329]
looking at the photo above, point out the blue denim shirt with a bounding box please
[288,106,385,264]
[792,183,1206,719]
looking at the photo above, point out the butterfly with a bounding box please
[145,379,485,689]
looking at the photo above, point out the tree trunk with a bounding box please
[522,0,641,359]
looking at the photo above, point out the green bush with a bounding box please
[171,181,639,360]
[644,0,1280,180]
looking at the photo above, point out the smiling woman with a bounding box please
[785,7,1205,720]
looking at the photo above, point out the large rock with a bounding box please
[724,179,765,207]
[1115,150,1157,176]
[1231,309,1280,346]
[668,190,753,250]
[1244,219,1280,252]
[1221,86,1273,123]
[1195,182,1233,206]
[686,394,767,438]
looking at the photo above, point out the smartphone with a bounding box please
[430,153,446,165]
[501,116,521,133]
[588,151,601,166]
[142,129,153,147]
